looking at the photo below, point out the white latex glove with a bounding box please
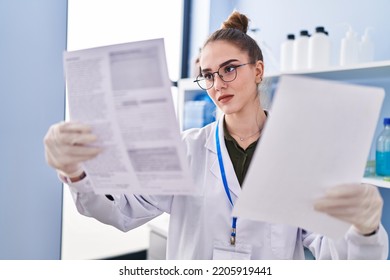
[314,184,383,235]
[44,122,102,177]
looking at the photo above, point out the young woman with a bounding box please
[44,11,388,259]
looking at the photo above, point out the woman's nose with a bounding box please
[213,74,226,90]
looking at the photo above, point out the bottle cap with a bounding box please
[342,23,356,39]
[315,26,325,33]
[287,34,295,40]
[384,118,390,125]
[300,30,310,36]
[362,27,373,41]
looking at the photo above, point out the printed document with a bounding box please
[233,75,384,239]
[63,39,196,195]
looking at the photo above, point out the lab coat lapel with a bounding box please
[206,116,241,200]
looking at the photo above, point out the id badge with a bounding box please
[212,241,252,260]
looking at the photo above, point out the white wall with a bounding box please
[67,0,183,80]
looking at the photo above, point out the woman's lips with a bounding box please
[218,95,233,103]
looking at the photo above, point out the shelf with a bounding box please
[177,79,221,130]
[362,177,390,189]
[264,60,390,84]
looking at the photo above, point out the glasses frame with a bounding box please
[193,62,254,90]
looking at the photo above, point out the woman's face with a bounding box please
[199,40,263,115]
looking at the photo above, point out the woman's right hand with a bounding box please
[44,122,102,177]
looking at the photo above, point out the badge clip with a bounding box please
[230,228,236,245]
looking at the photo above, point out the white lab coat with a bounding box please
[68,116,389,259]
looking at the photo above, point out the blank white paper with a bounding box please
[233,75,384,239]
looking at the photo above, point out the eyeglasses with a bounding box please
[194,62,253,90]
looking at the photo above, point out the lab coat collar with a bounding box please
[207,115,241,199]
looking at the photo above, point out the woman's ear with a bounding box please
[255,60,264,84]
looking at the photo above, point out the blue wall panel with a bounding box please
[0,0,67,259]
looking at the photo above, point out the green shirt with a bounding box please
[223,121,259,187]
[223,111,267,187]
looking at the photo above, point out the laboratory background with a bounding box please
[1,0,390,260]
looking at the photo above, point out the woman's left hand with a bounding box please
[314,184,383,235]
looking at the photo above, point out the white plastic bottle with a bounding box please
[359,28,375,63]
[280,34,295,72]
[308,26,331,69]
[292,30,310,70]
[339,25,359,66]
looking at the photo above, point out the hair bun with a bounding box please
[220,11,249,34]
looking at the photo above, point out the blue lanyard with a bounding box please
[216,121,237,245]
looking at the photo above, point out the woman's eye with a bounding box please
[224,65,236,73]
[203,73,213,80]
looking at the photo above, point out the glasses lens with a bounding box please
[196,75,211,90]
[219,66,237,83]
[195,64,242,90]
